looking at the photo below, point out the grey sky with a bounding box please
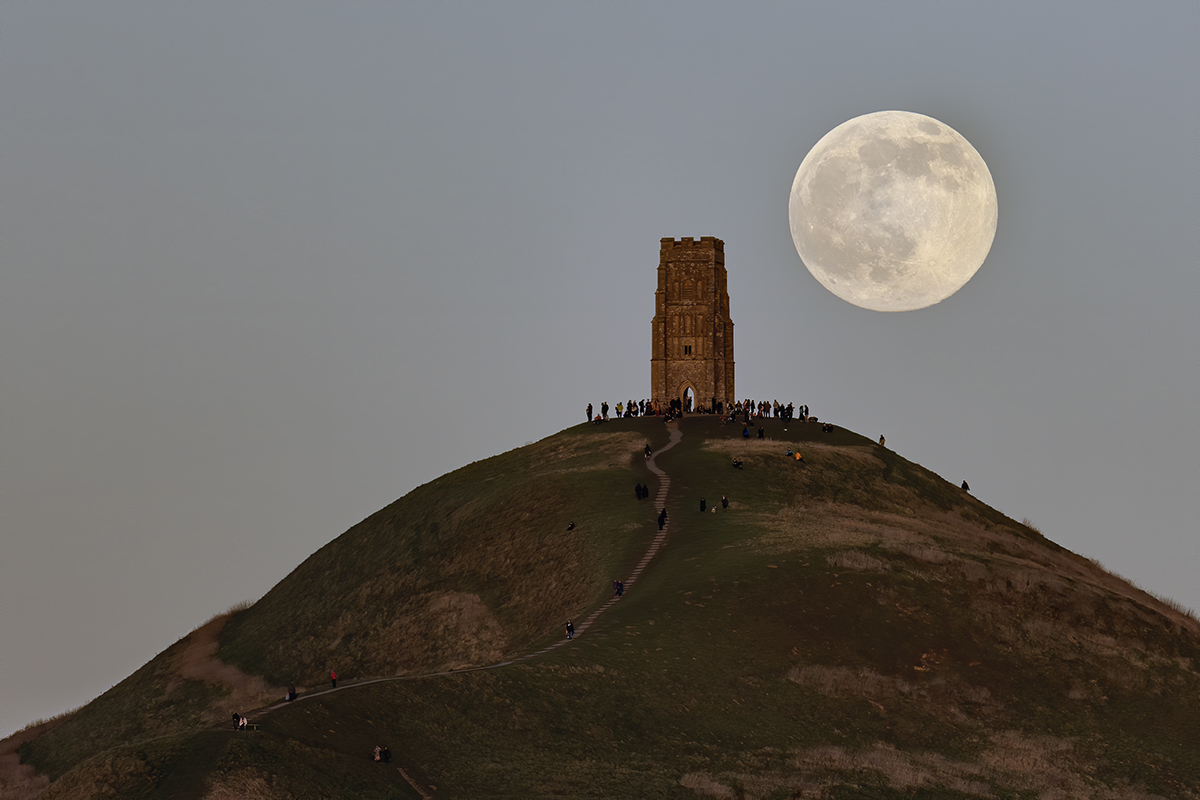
[2,3,1196,738]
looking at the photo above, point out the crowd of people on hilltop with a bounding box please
[587,397,817,425]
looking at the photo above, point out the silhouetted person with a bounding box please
[382,746,391,763]
[232,712,241,730]
[700,498,706,513]
[878,435,886,446]
[586,403,592,423]
[758,426,765,439]
[721,495,728,509]
[961,480,970,491]
[645,444,653,459]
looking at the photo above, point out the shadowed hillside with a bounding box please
[9,416,1199,799]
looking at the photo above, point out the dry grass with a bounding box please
[171,614,282,721]
[679,729,1181,799]
[786,663,992,707]
[201,768,278,800]
[824,550,890,572]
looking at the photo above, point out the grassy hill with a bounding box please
[9,415,1199,799]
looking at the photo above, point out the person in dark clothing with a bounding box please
[645,444,653,459]
[381,747,391,763]
[700,498,706,513]
[566,620,575,639]
[721,495,728,509]
[658,508,668,530]
[586,403,593,423]
[758,426,765,439]
[961,480,970,491]
[232,712,241,730]
[567,521,575,530]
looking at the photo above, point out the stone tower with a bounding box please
[650,237,735,410]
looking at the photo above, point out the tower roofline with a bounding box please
[660,236,724,251]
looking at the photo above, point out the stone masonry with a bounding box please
[650,237,735,409]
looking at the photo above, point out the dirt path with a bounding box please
[258,424,686,713]
[247,425,686,798]
[5,428,685,800]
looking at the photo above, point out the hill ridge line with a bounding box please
[250,423,685,718]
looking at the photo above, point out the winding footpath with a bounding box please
[244,424,685,797]
[255,422,684,707]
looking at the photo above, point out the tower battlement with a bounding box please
[660,236,724,252]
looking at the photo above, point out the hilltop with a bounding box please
[6,415,1198,799]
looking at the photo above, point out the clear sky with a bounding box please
[2,2,1196,738]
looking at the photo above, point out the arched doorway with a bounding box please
[682,386,695,412]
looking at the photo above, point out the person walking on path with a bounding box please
[330,669,337,689]
[566,620,575,639]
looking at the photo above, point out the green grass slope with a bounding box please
[15,416,1200,799]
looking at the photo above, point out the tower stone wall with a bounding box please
[651,237,735,409]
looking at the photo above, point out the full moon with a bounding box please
[789,110,997,312]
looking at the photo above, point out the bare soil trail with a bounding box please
[253,423,685,714]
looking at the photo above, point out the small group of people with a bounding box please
[612,579,625,598]
[373,745,392,763]
[634,483,650,500]
[587,399,665,424]
[231,712,251,731]
[700,496,730,513]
